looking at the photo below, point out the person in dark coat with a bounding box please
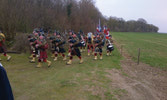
[66,33,83,65]
[93,33,104,60]
[67,31,73,56]
[0,63,14,100]
[87,32,95,56]
[106,35,114,56]
[53,32,66,61]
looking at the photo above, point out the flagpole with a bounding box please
[99,18,100,27]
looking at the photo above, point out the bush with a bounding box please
[11,34,30,53]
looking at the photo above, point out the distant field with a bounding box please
[113,32,167,70]
[3,47,121,100]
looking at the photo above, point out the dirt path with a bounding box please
[106,41,167,100]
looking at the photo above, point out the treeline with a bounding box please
[0,0,103,40]
[0,0,159,40]
[107,17,159,32]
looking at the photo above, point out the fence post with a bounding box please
[137,48,140,65]
[121,45,123,56]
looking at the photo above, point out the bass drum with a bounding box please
[107,44,114,51]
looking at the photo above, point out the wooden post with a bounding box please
[121,45,123,56]
[137,48,140,65]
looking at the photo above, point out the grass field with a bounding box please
[113,32,167,70]
[2,47,122,100]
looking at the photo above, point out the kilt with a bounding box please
[95,47,102,53]
[39,51,48,59]
[71,48,81,57]
[35,48,39,55]
[59,47,66,53]
[55,47,66,53]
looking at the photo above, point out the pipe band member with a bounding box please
[77,31,86,52]
[50,30,57,58]
[29,32,39,63]
[0,31,11,61]
[106,35,114,56]
[28,34,34,59]
[49,36,56,58]
[53,32,66,61]
[36,35,51,68]
[93,33,104,60]
[87,32,95,56]
[67,33,83,65]
[67,30,73,56]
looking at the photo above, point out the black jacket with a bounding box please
[0,63,14,100]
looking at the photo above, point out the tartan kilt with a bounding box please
[95,47,102,53]
[39,51,48,59]
[59,47,66,53]
[71,48,81,57]
[55,47,66,53]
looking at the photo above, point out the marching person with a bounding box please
[93,33,104,60]
[106,35,114,56]
[82,32,87,52]
[28,34,34,59]
[78,30,86,52]
[67,33,83,65]
[36,35,51,68]
[67,31,73,56]
[29,31,39,63]
[53,32,66,61]
[0,31,11,61]
[87,32,94,56]
[49,30,57,58]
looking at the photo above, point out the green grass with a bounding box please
[113,32,167,70]
[2,47,122,100]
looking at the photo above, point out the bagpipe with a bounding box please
[49,36,55,41]
[94,37,103,47]
[52,39,61,44]
[94,39,103,52]
[54,39,65,46]
[29,38,36,43]
[49,36,56,50]
[50,38,66,53]
[70,38,87,48]
[69,39,76,44]
[81,40,86,47]
[49,36,60,44]
[37,39,48,50]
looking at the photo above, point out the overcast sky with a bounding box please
[95,0,167,33]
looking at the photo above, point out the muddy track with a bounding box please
[106,40,167,100]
